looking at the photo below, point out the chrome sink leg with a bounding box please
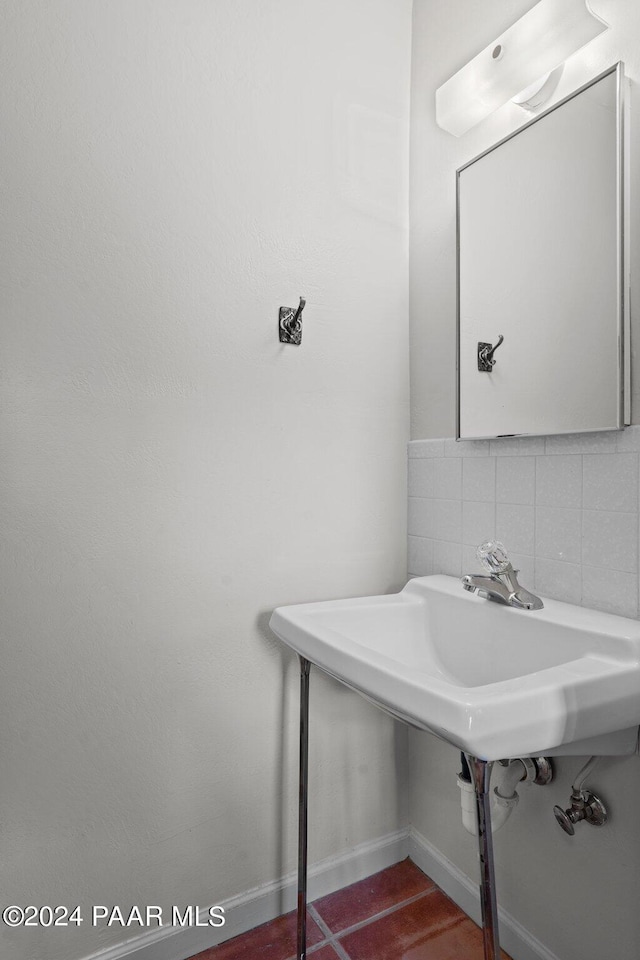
[465,755,501,960]
[297,657,311,960]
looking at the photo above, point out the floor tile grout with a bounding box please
[281,885,439,960]
[307,903,350,960]
[197,861,489,960]
[279,904,348,960]
[307,902,334,940]
[315,885,437,941]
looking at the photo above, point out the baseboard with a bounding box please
[408,827,560,960]
[78,824,560,960]
[80,827,410,960]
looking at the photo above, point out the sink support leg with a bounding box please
[297,657,311,960]
[465,755,501,960]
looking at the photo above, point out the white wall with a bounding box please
[0,3,412,958]
[409,3,640,958]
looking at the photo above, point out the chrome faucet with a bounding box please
[461,541,543,611]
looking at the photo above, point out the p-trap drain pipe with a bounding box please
[458,754,553,835]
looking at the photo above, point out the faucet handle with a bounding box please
[477,540,511,575]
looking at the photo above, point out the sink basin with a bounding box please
[270,575,640,760]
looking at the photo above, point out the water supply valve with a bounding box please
[552,756,608,836]
[553,790,608,836]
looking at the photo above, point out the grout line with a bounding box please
[533,453,538,592]
[579,453,584,605]
[305,905,352,960]
[284,887,440,960]
[409,534,459,543]
[314,886,437,941]
[307,903,335,940]
[328,940,352,960]
[408,495,461,503]
[492,456,497,537]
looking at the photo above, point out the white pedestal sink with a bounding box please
[270,574,640,761]
[270,575,640,960]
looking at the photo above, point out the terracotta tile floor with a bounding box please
[190,858,512,960]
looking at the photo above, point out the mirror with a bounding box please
[457,63,628,440]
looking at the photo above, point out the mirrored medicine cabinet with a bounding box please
[456,62,629,440]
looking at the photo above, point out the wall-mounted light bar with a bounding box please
[436,0,609,137]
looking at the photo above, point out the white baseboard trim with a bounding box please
[79,825,560,960]
[408,827,560,960]
[80,827,410,960]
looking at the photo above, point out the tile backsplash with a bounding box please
[407,428,640,619]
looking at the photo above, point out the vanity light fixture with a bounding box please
[435,0,609,137]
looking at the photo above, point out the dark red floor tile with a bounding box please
[189,908,324,960]
[308,946,341,960]
[338,889,510,960]
[313,858,435,933]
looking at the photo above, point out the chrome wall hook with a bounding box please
[477,334,504,372]
[279,297,306,345]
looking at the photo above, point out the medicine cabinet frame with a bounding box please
[455,62,630,441]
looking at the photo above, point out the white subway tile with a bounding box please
[496,503,535,556]
[408,536,434,577]
[431,459,462,499]
[462,457,496,502]
[462,501,496,546]
[408,439,446,458]
[582,565,639,619]
[407,498,429,539]
[510,553,535,586]
[535,455,582,508]
[544,431,619,455]
[583,453,638,512]
[432,541,462,577]
[461,543,480,572]
[582,511,639,573]
[407,436,640,621]
[408,498,462,542]
[444,438,491,457]
[409,457,463,499]
[534,558,582,605]
[616,425,640,453]
[535,507,581,563]
[408,458,430,498]
[490,436,545,457]
[496,456,535,505]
